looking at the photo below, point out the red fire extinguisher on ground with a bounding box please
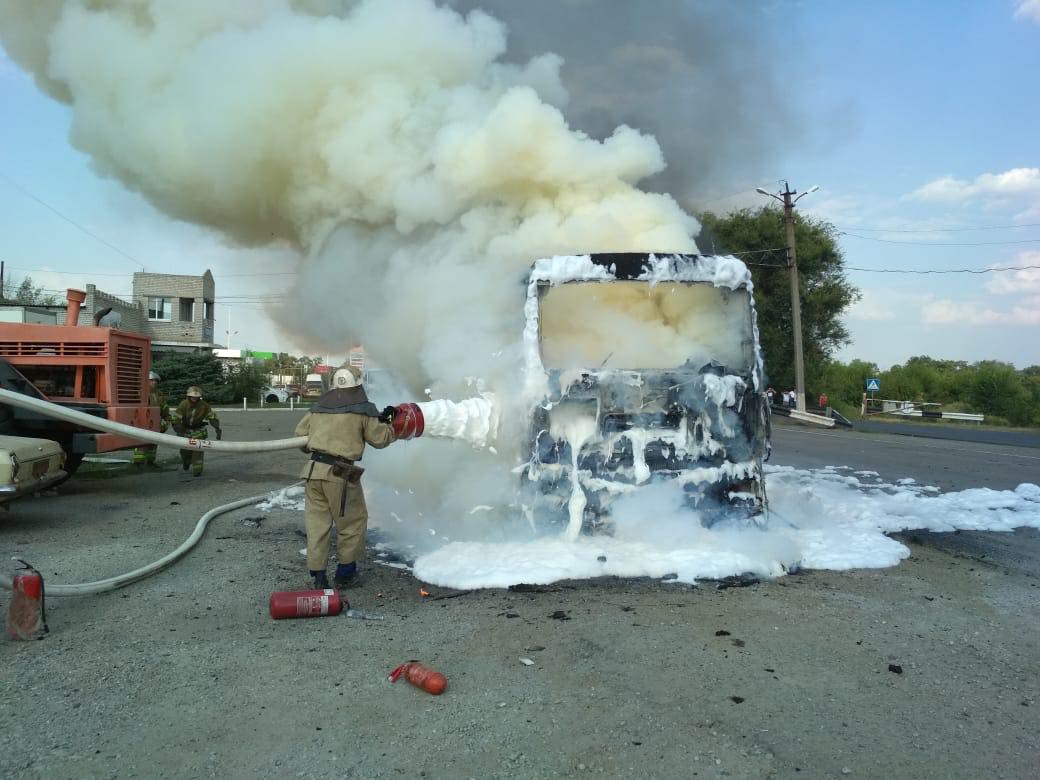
[388,661,448,695]
[6,559,48,640]
[269,588,344,619]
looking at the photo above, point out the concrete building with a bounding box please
[1,271,217,353]
[131,270,216,351]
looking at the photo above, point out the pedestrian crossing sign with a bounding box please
[866,378,880,392]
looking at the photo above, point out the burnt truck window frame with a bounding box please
[536,279,756,372]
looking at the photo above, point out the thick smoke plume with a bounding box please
[0,0,711,545]
[0,0,698,396]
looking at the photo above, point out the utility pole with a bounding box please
[756,181,819,412]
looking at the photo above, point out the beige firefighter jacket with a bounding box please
[295,411,396,481]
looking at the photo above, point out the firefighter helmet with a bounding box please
[186,386,203,399]
[332,365,362,389]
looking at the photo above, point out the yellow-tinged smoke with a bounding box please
[0,0,698,396]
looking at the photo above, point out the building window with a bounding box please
[204,300,214,321]
[179,298,195,322]
[148,297,172,321]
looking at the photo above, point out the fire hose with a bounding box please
[0,387,309,452]
[0,388,487,596]
[0,486,301,595]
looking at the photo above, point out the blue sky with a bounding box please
[0,1,1038,366]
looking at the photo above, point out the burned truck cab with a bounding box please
[520,253,770,535]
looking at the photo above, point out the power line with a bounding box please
[844,264,1040,275]
[743,261,1040,274]
[725,247,789,257]
[840,231,1040,247]
[835,221,1040,233]
[5,265,296,279]
[0,171,146,270]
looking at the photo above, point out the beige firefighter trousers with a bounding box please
[304,476,368,572]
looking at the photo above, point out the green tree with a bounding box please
[217,362,269,405]
[152,351,227,403]
[967,361,1032,426]
[698,207,860,391]
[816,358,879,407]
[8,276,60,305]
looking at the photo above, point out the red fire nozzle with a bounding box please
[392,403,424,440]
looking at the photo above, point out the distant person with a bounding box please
[133,370,171,468]
[787,390,796,409]
[766,386,776,406]
[171,386,221,477]
[819,392,829,409]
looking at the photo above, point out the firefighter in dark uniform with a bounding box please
[171,386,221,476]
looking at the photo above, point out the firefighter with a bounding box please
[294,364,396,590]
[132,370,171,468]
[171,386,221,477]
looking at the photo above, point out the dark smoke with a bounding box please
[448,0,803,207]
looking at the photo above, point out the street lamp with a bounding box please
[756,181,820,413]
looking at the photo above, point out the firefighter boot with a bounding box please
[311,570,330,590]
[334,562,358,589]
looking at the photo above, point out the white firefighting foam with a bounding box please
[547,404,599,541]
[417,396,499,449]
[410,467,1040,588]
[257,467,1040,587]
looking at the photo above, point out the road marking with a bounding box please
[774,427,1040,461]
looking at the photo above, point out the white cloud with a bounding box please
[984,251,1040,294]
[1015,0,1040,23]
[921,298,1040,326]
[908,167,1040,204]
[846,289,896,321]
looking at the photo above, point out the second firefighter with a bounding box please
[171,385,221,476]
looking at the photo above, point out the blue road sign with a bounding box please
[866,378,880,392]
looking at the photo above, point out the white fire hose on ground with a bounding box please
[1,487,301,595]
[0,387,309,595]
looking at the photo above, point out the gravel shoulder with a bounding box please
[2,411,1037,778]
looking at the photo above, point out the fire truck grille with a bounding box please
[0,341,107,357]
[115,343,144,404]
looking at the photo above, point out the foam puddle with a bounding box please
[259,467,1040,589]
[411,466,1040,588]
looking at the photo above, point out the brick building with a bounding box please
[8,271,218,353]
[130,270,216,351]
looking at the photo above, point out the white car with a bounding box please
[262,387,291,404]
[0,435,67,503]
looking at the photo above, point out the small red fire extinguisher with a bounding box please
[388,661,448,695]
[269,588,345,619]
[6,559,48,641]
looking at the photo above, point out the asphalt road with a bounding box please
[853,419,1040,448]
[770,418,1040,492]
[771,417,1040,580]
[2,411,1037,778]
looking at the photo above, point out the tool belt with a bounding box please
[309,451,364,484]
